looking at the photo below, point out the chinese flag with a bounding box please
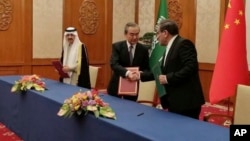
[209,0,249,104]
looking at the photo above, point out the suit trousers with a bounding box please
[160,94,201,119]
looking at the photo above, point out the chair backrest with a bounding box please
[89,66,100,89]
[234,84,250,124]
[137,80,156,106]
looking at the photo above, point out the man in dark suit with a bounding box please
[107,22,150,101]
[156,19,205,119]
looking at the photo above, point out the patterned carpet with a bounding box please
[0,102,233,141]
[0,124,23,141]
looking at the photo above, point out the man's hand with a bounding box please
[158,75,167,84]
[127,71,139,81]
[62,66,71,73]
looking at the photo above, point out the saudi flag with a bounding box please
[150,0,168,68]
[150,0,168,97]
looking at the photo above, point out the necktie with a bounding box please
[129,46,133,65]
[163,52,167,66]
[163,49,168,67]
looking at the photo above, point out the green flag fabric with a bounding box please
[150,0,168,97]
[151,62,166,97]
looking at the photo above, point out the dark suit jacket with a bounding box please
[161,36,205,111]
[107,40,150,98]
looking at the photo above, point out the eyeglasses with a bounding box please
[128,32,139,37]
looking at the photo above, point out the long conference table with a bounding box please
[0,75,229,141]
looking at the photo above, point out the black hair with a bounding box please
[159,19,179,35]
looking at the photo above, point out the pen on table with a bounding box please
[137,112,144,116]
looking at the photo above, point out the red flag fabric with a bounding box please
[209,0,249,104]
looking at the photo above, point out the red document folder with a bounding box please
[118,67,139,96]
[52,60,70,78]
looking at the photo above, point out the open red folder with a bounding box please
[118,67,139,96]
[52,60,70,78]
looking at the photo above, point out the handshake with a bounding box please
[127,71,141,81]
